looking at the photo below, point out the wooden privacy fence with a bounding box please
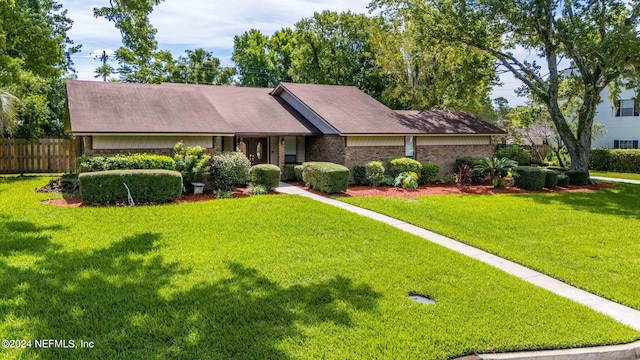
[0,138,78,174]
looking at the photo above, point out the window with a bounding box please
[405,136,415,158]
[614,140,639,149]
[284,136,297,164]
[615,99,639,117]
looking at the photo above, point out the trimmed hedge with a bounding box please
[77,154,176,173]
[557,174,570,187]
[249,164,281,190]
[513,166,546,190]
[302,162,349,194]
[353,165,367,185]
[79,169,182,205]
[419,162,440,185]
[566,170,590,186]
[544,169,559,189]
[281,164,298,181]
[209,152,251,191]
[590,149,640,173]
[294,165,304,181]
[389,158,422,177]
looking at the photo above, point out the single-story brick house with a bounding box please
[65,80,505,175]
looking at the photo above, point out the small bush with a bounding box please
[437,174,456,185]
[394,171,419,189]
[566,170,590,186]
[209,152,251,191]
[353,165,368,185]
[294,165,304,181]
[455,157,486,183]
[495,145,531,165]
[249,164,281,190]
[173,142,210,190]
[365,161,385,187]
[79,169,182,205]
[281,164,298,181]
[77,154,176,173]
[389,158,422,178]
[302,162,349,194]
[557,174,570,187]
[455,164,473,189]
[512,166,546,190]
[544,169,559,189]
[248,184,269,195]
[215,189,232,199]
[380,175,395,186]
[419,162,440,185]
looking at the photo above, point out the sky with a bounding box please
[63,0,527,106]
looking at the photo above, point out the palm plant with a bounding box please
[474,157,518,188]
[0,90,20,138]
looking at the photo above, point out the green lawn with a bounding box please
[590,170,640,181]
[0,177,638,359]
[340,183,640,311]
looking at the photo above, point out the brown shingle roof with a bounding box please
[274,82,505,135]
[394,110,506,135]
[66,80,234,134]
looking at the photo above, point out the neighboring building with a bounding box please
[592,86,639,149]
[65,80,505,176]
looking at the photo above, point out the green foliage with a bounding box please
[365,161,385,187]
[173,142,211,190]
[388,157,422,178]
[557,174,570,187]
[294,165,304,181]
[393,171,419,189]
[249,164,281,190]
[281,164,298,181]
[77,154,176,173]
[248,184,269,195]
[353,165,368,185]
[495,145,531,166]
[165,48,235,85]
[232,29,278,87]
[474,157,518,188]
[590,149,640,174]
[512,166,546,191]
[79,169,182,205]
[455,157,486,183]
[215,189,232,199]
[566,170,590,186]
[302,162,349,194]
[209,152,251,192]
[419,162,440,184]
[544,170,559,189]
[380,175,395,186]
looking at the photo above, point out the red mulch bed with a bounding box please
[42,182,615,207]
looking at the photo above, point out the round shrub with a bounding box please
[557,174,570,187]
[544,169,559,188]
[209,152,250,191]
[249,164,281,190]
[302,162,349,194]
[566,170,589,186]
[281,164,298,181]
[419,162,440,185]
[79,169,182,205]
[365,161,385,187]
[389,158,422,178]
[512,166,546,190]
[294,165,304,181]
[353,165,367,185]
[394,171,419,189]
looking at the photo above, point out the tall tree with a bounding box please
[166,48,235,85]
[94,0,166,83]
[379,0,640,171]
[0,91,19,138]
[232,29,277,87]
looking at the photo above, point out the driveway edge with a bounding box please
[456,340,640,360]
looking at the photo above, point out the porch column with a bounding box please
[278,136,285,170]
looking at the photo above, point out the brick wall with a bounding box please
[305,135,346,164]
[416,144,495,176]
[82,136,214,157]
[343,145,405,171]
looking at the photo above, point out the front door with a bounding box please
[245,137,268,165]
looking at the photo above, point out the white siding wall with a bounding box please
[93,136,213,150]
[417,136,491,146]
[593,87,640,148]
[346,136,404,147]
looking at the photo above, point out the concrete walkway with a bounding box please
[275,182,640,358]
[592,176,640,185]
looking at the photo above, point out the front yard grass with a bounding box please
[0,176,638,359]
[590,170,640,181]
[340,183,640,311]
